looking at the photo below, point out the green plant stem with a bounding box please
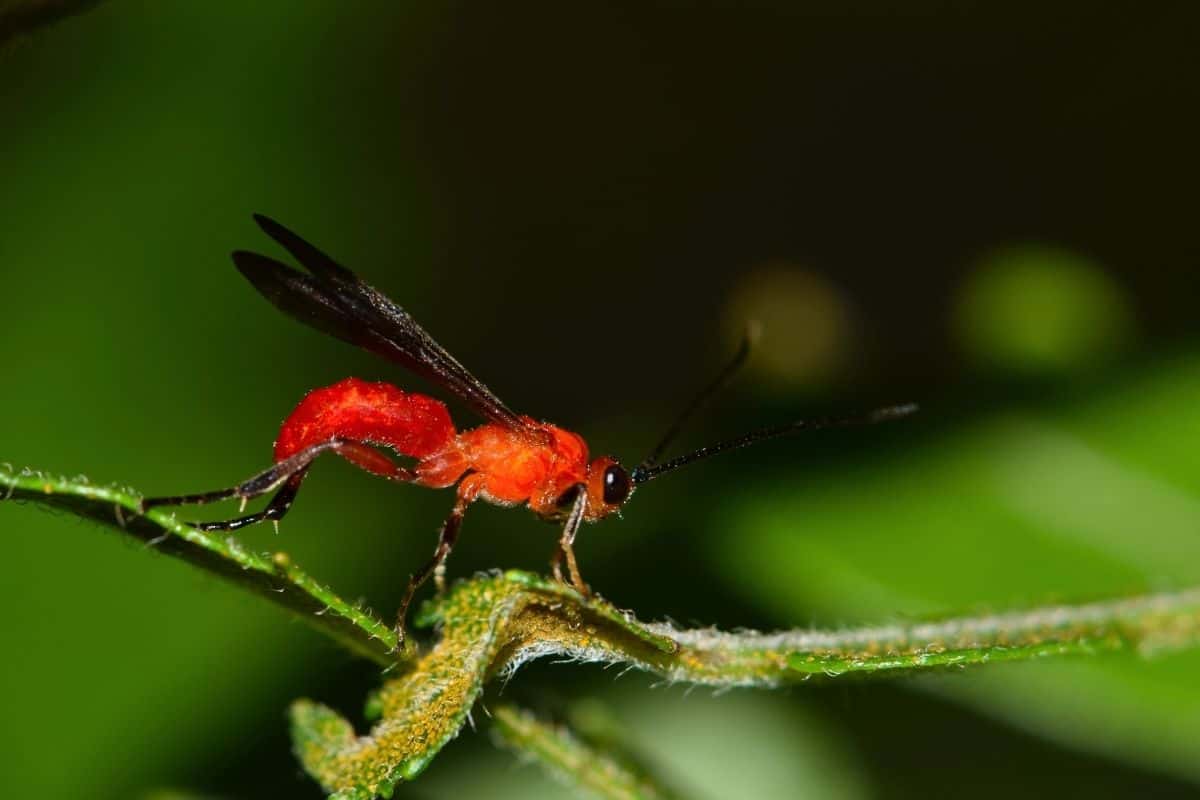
[8,465,1200,799]
[491,704,683,800]
[292,571,1200,798]
[0,465,406,663]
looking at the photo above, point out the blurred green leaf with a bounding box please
[715,354,1200,783]
[596,690,870,800]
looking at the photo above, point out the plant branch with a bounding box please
[490,704,684,800]
[292,571,1200,798]
[7,465,1200,799]
[0,464,407,663]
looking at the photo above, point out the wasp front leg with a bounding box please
[393,474,484,647]
[550,483,589,595]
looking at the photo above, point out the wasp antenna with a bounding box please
[636,322,761,474]
[630,402,918,485]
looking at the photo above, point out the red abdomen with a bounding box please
[274,377,456,463]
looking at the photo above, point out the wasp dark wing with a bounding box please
[233,251,369,348]
[236,215,533,434]
[251,214,358,285]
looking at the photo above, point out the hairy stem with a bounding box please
[490,704,683,800]
[7,465,1200,799]
[292,571,1200,798]
[0,465,406,663]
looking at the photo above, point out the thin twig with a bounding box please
[7,464,1200,800]
[0,464,407,664]
[491,704,684,800]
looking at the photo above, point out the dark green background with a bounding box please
[3,3,1199,797]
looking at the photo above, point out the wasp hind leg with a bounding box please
[140,438,416,532]
[187,469,308,532]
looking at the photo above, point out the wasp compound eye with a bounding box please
[602,464,632,505]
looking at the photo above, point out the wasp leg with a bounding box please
[189,469,307,532]
[550,483,589,595]
[140,438,415,530]
[394,476,482,647]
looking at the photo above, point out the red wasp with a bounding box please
[143,215,916,642]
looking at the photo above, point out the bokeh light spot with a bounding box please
[954,245,1136,373]
[725,263,854,388]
